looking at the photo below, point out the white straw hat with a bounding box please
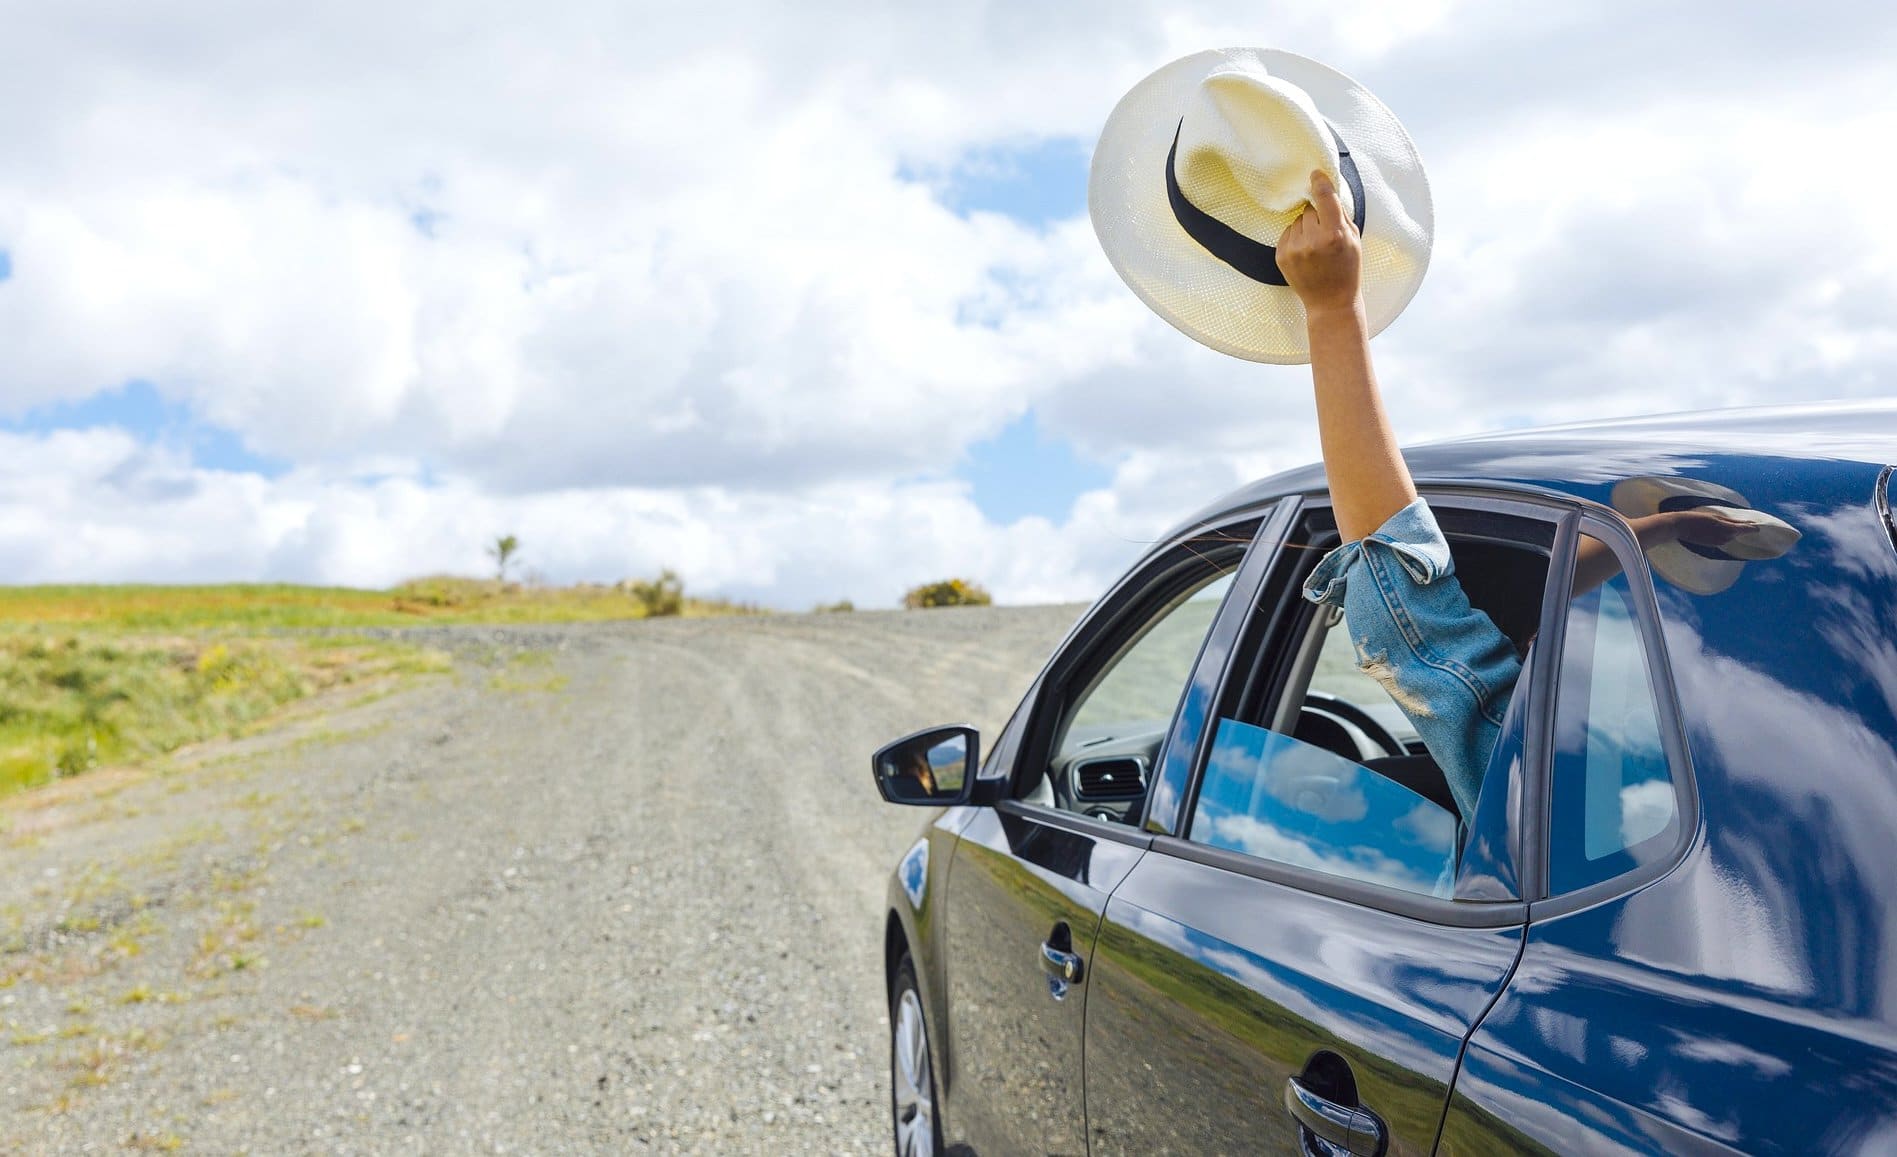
[1611,477,1802,595]
[1090,48,1434,364]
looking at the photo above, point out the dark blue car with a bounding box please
[872,402,1897,1155]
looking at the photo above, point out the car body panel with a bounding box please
[1442,893,1897,1155]
[1083,850,1524,1155]
[884,806,983,1136]
[938,803,1146,1154]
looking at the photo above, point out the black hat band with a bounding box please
[1657,495,1753,562]
[1165,119,1367,287]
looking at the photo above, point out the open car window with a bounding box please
[1182,498,1556,904]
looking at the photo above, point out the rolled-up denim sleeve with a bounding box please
[1301,499,1522,823]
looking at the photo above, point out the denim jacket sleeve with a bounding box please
[1302,498,1522,825]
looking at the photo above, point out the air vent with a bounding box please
[1074,756,1146,802]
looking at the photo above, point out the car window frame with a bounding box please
[1526,507,1702,920]
[1001,503,1288,845]
[1150,484,1595,928]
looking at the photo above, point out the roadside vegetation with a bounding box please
[902,578,994,609]
[0,633,443,798]
[0,574,755,631]
[0,570,756,800]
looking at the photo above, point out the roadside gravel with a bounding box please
[0,605,1082,1154]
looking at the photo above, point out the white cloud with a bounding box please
[0,427,1138,606]
[0,0,1894,602]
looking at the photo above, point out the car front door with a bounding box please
[1082,494,1562,1156]
[936,506,1286,1155]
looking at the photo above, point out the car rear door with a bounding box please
[1440,502,1897,1153]
[936,506,1287,1155]
[1082,493,1562,1155]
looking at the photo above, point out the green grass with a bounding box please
[0,577,759,631]
[0,633,445,798]
[0,577,761,802]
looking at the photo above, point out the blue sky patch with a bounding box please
[907,136,1089,230]
[5,380,288,477]
[410,207,446,238]
[959,410,1112,525]
[0,249,11,282]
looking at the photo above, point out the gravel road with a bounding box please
[0,605,1082,1154]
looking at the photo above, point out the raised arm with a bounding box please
[1276,170,1415,542]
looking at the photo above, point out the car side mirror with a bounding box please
[871,724,979,806]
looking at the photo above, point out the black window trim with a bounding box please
[1876,463,1896,557]
[1156,482,1580,928]
[996,798,1155,849]
[1526,505,1703,921]
[1151,833,1528,928]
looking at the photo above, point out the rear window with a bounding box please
[1547,538,1682,894]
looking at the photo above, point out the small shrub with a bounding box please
[814,599,855,614]
[622,569,685,617]
[55,735,98,778]
[902,579,993,610]
[389,576,501,611]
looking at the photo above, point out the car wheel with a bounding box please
[890,955,942,1157]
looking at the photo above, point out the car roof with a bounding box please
[1177,400,1897,534]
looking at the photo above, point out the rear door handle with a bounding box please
[1039,941,1084,999]
[1285,1076,1386,1157]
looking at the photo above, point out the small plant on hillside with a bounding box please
[814,599,855,614]
[488,534,521,582]
[623,569,685,617]
[902,579,993,610]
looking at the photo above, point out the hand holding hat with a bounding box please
[1276,170,1363,319]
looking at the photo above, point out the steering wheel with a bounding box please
[1303,691,1407,761]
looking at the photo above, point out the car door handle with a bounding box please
[1284,1076,1386,1157]
[1039,941,1084,986]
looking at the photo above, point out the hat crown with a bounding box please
[1175,60,1348,245]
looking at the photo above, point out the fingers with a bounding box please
[1674,510,1750,547]
[1307,169,1343,231]
[1277,171,1362,312]
[1279,206,1311,250]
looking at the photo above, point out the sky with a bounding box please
[1,0,1895,607]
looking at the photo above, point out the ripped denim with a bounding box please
[1303,499,1522,824]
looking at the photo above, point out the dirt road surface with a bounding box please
[0,606,1082,1154]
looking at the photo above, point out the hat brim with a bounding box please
[1090,49,1434,365]
[1609,477,1797,596]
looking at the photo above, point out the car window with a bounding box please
[1182,504,1553,901]
[1547,533,1681,893]
[1019,545,1243,820]
[1303,609,1421,755]
[1190,717,1459,895]
[1060,570,1235,754]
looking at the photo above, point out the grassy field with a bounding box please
[0,577,759,800]
[0,633,446,798]
[0,576,759,631]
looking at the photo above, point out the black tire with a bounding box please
[889,955,944,1157]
